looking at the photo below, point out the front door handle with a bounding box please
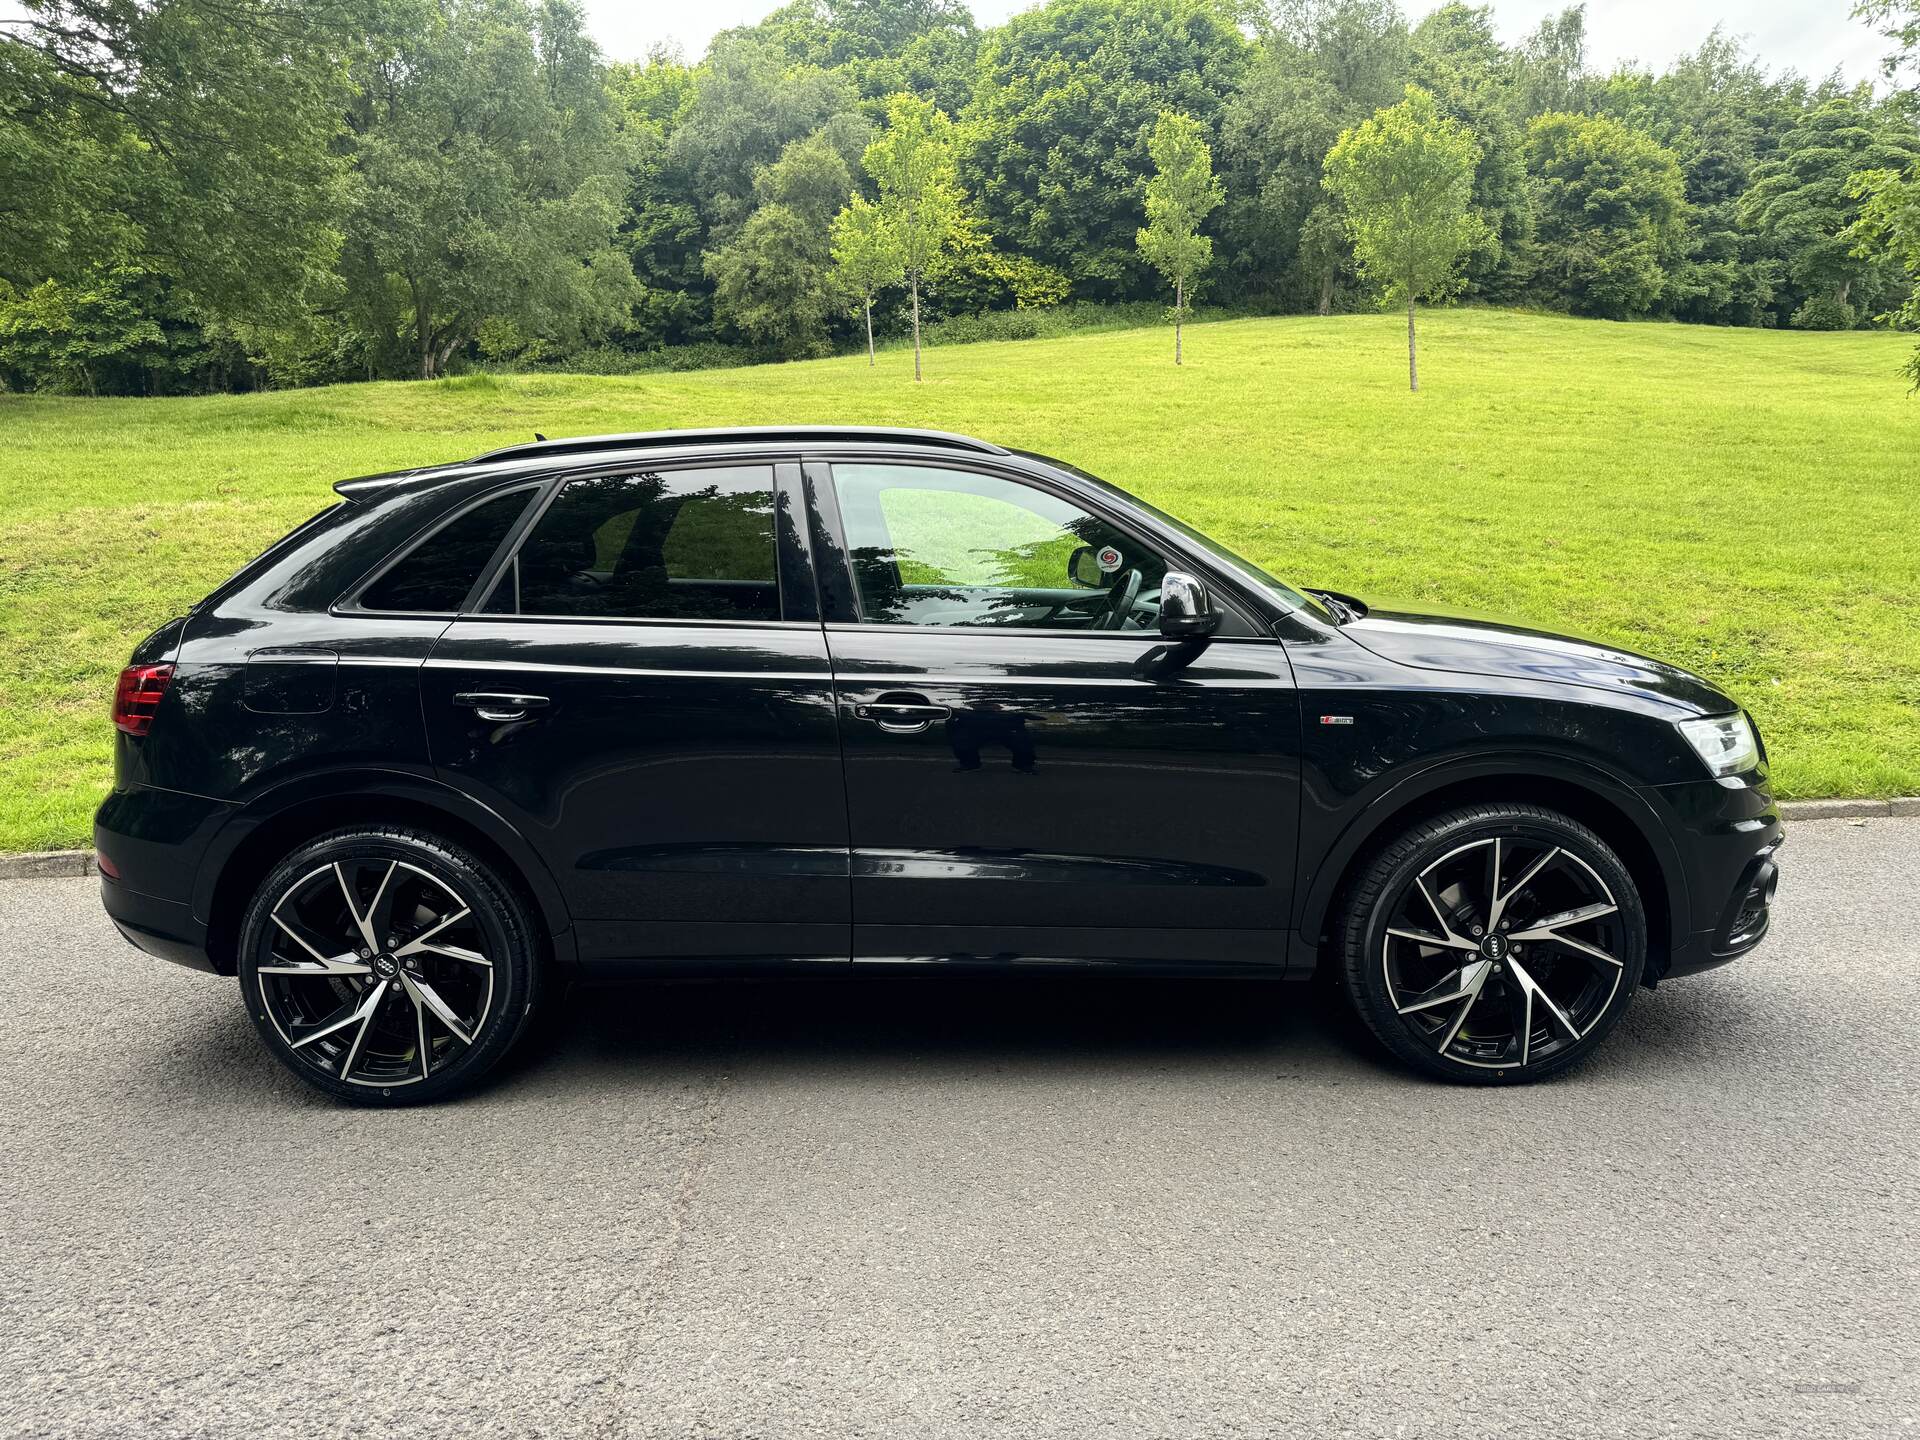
[853,693,951,734]
[454,692,550,723]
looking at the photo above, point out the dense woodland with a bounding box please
[3,0,1919,394]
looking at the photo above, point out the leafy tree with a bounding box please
[706,128,858,356]
[1323,85,1486,391]
[1848,164,1920,386]
[925,212,1073,316]
[1136,112,1224,363]
[1510,5,1591,119]
[609,48,708,346]
[1741,95,1920,328]
[1218,0,1410,310]
[1593,32,1795,326]
[338,0,637,378]
[665,33,860,244]
[1413,3,1534,302]
[706,205,840,356]
[831,198,905,364]
[964,0,1248,297]
[865,92,962,380]
[1523,111,1691,318]
[0,0,352,328]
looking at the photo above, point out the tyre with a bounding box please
[1338,803,1647,1084]
[238,826,542,1105]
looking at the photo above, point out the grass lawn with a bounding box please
[3,307,1917,851]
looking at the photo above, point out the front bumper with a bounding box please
[1637,774,1783,982]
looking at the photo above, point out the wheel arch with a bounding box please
[1296,756,1684,983]
[195,769,575,976]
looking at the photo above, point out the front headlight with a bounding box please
[1676,712,1759,778]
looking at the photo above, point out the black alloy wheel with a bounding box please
[1339,804,1647,1083]
[238,827,540,1104]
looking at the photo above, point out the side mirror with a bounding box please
[1158,571,1219,639]
[1067,545,1105,588]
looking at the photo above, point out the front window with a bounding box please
[1041,459,1329,621]
[831,463,1168,631]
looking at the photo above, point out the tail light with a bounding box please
[113,663,175,736]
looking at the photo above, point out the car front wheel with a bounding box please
[1338,803,1647,1083]
[238,826,541,1104]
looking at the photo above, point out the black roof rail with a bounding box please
[468,425,1008,465]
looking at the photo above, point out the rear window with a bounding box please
[480,467,779,623]
[359,488,534,613]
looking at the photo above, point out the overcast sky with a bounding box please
[589,1,1890,86]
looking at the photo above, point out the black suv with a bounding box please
[97,427,1781,1102]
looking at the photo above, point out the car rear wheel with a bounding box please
[1338,803,1647,1083]
[238,826,541,1105]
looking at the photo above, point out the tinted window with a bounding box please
[489,467,779,622]
[831,464,1166,630]
[359,488,533,613]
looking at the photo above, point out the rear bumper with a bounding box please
[1636,775,1783,982]
[101,875,216,973]
[94,783,232,974]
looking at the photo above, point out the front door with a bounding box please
[808,458,1302,967]
[421,460,849,965]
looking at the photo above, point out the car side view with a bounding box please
[97,427,1782,1102]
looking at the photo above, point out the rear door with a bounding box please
[420,459,850,966]
[807,457,1302,967]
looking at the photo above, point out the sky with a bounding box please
[586,0,1892,86]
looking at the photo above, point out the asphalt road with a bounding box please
[3,818,1917,1439]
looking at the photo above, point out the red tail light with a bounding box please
[113,663,175,736]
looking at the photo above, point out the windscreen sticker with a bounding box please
[1096,545,1124,573]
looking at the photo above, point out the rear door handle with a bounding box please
[853,693,951,734]
[454,692,550,723]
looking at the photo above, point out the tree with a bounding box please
[338,0,638,379]
[705,127,858,356]
[864,92,961,381]
[1741,95,1920,328]
[831,198,904,364]
[1218,0,1411,310]
[1323,86,1485,391]
[1848,164,1920,387]
[706,205,840,356]
[1523,111,1690,319]
[1136,112,1224,363]
[964,0,1248,297]
[0,0,352,329]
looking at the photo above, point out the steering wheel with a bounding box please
[1100,567,1144,630]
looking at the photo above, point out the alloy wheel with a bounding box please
[255,857,495,1088]
[1381,835,1625,1070]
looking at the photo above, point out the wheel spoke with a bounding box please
[1426,958,1493,1050]
[408,981,432,1079]
[1512,902,1617,939]
[414,940,491,969]
[334,861,382,954]
[1386,926,1477,953]
[1397,958,1492,1015]
[401,973,473,1045]
[259,952,371,977]
[1508,957,1582,1040]
[289,980,385,1052]
[337,981,388,1079]
[1413,877,1473,947]
[1489,845,1560,932]
[394,908,473,957]
[364,859,399,948]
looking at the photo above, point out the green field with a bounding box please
[3,308,1917,850]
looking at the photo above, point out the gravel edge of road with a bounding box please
[5,798,1914,881]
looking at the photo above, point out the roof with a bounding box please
[467,425,1008,465]
[333,425,1011,500]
